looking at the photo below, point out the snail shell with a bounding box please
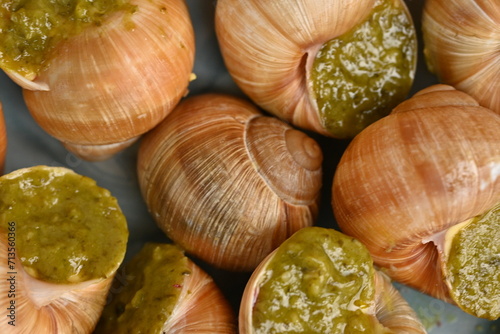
[137,94,323,271]
[161,259,236,333]
[422,0,500,114]
[0,166,129,333]
[0,103,6,173]
[17,0,195,161]
[215,0,417,138]
[0,235,115,333]
[332,85,500,318]
[239,227,426,333]
[95,243,237,333]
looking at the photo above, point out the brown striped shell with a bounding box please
[422,0,500,115]
[215,0,417,138]
[137,94,323,271]
[160,259,236,333]
[95,243,237,333]
[332,85,500,317]
[19,0,195,161]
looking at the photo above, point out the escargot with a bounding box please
[332,85,500,320]
[137,94,323,272]
[0,0,195,161]
[95,242,237,333]
[240,227,427,333]
[215,0,417,139]
[0,165,129,333]
[422,0,500,115]
[0,103,6,173]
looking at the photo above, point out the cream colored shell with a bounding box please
[422,0,500,114]
[20,0,195,161]
[332,85,500,306]
[137,94,323,272]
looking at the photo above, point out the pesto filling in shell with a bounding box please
[252,227,377,333]
[0,166,128,283]
[447,203,500,320]
[95,243,191,334]
[0,0,135,78]
[310,0,416,138]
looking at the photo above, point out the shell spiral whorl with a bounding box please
[138,94,323,271]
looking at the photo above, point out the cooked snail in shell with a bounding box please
[332,85,500,320]
[0,103,6,173]
[95,243,237,333]
[240,226,427,333]
[0,165,129,333]
[0,0,195,161]
[422,0,500,115]
[137,94,323,272]
[215,0,417,139]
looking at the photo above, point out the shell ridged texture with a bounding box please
[373,272,427,333]
[245,117,323,205]
[215,0,376,135]
[422,0,500,114]
[162,260,236,333]
[138,94,322,271]
[22,0,195,160]
[332,85,500,301]
[0,234,113,334]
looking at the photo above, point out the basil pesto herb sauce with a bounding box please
[252,227,377,333]
[447,203,500,320]
[310,0,416,138]
[0,0,134,78]
[0,166,128,283]
[95,243,191,334]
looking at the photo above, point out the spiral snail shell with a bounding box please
[239,227,427,333]
[332,85,500,319]
[95,243,237,333]
[0,165,129,333]
[215,0,417,138]
[137,94,323,272]
[1,0,195,161]
[422,0,500,115]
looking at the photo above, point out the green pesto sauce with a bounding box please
[447,203,500,320]
[252,227,376,333]
[95,243,191,334]
[0,166,128,283]
[0,0,135,78]
[310,0,416,138]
